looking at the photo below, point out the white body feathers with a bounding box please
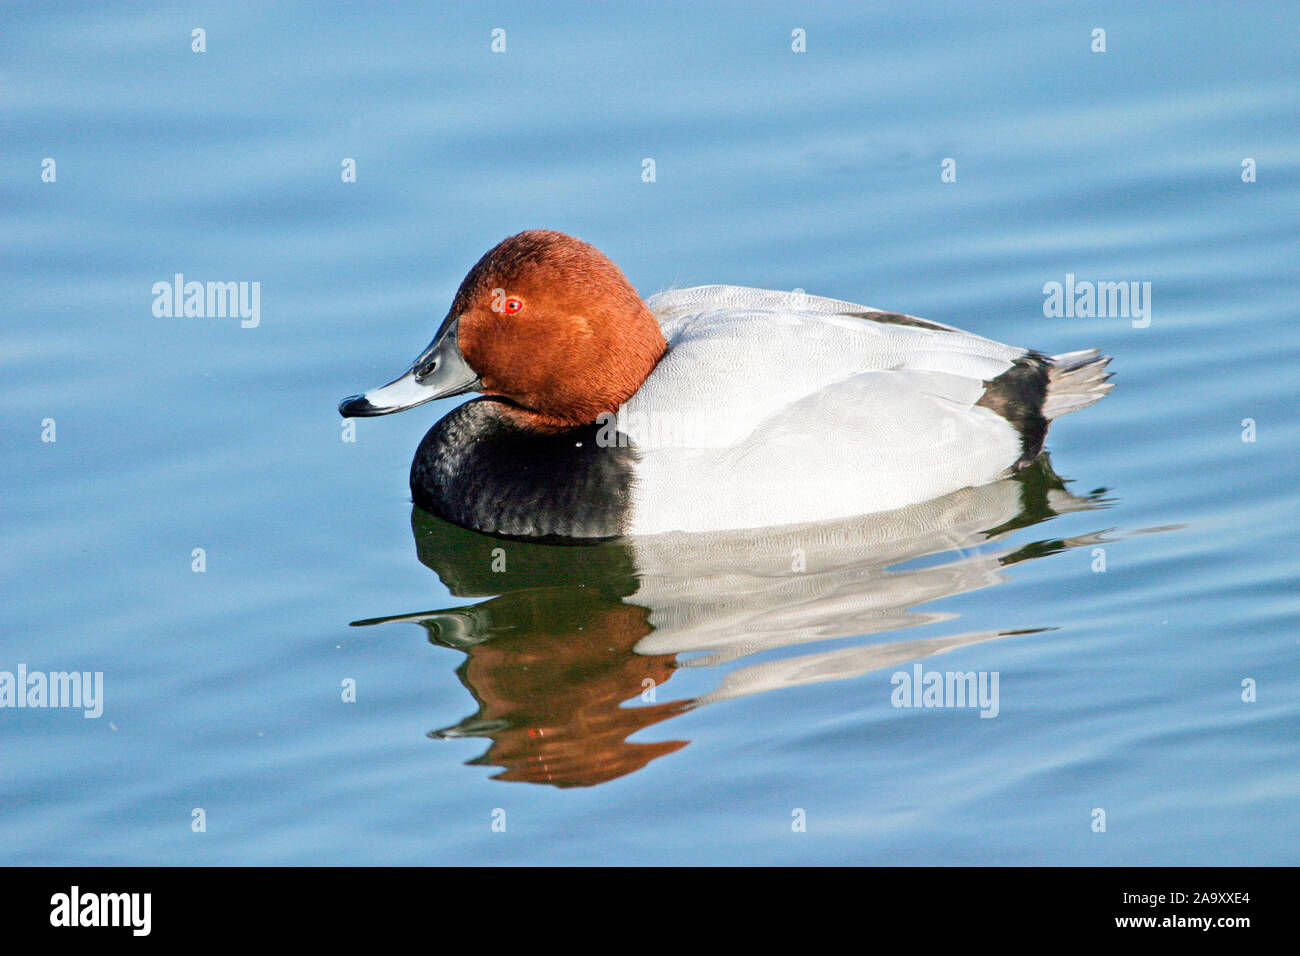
[620,286,1109,535]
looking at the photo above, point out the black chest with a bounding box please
[410,399,637,540]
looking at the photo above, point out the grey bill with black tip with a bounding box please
[339,316,481,417]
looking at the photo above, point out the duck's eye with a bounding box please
[502,297,524,314]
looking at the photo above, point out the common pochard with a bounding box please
[339,230,1112,538]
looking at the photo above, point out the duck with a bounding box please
[339,229,1112,539]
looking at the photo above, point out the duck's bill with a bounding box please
[339,317,481,417]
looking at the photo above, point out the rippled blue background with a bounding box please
[2,1,1297,864]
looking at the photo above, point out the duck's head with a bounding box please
[339,230,666,430]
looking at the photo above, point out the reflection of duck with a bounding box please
[354,457,1113,787]
[339,230,1112,537]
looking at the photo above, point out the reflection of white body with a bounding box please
[374,464,1115,716]
[626,472,1103,704]
[623,286,1110,534]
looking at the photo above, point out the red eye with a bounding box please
[503,297,524,314]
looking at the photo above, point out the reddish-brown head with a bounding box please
[449,230,666,429]
[337,230,666,428]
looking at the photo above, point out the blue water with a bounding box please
[2,1,1298,865]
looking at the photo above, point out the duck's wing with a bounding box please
[633,288,1025,450]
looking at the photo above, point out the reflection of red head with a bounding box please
[446,597,690,788]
